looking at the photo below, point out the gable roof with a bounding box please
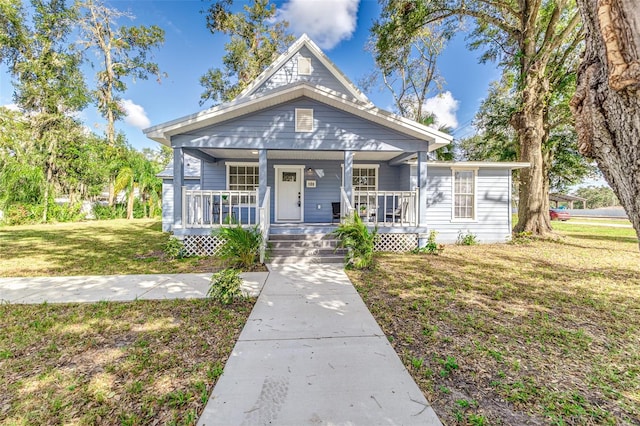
[144,82,453,151]
[236,34,371,105]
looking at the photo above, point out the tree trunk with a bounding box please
[513,77,553,235]
[572,0,640,247]
[126,189,134,220]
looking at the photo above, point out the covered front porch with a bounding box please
[170,148,431,231]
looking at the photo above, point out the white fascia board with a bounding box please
[145,83,453,150]
[425,161,530,169]
[236,34,370,104]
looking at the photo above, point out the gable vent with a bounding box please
[295,108,314,132]
[297,56,312,75]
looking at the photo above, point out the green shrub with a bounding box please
[48,202,84,222]
[164,236,187,259]
[456,231,479,245]
[332,212,377,269]
[214,224,264,269]
[93,204,127,220]
[412,230,444,255]
[207,269,243,305]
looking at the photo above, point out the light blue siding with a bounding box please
[421,166,513,243]
[162,178,200,232]
[199,158,403,224]
[254,47,354,97]
[172,99,426,153]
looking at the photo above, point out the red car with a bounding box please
[550,208,570,221]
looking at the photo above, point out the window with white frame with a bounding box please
[452,169,476,220]
[227,163,258,204]
[352,166,378,191]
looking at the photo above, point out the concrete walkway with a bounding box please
[0,272,267,304]
[197,264,441,425]
[0,268,441,425]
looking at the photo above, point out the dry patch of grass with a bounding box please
[348,224,640,425]
[0,219,223,277]
[0,298,253,424]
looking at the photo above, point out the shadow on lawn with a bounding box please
[0,220,176,275]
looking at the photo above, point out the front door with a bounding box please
[275,166,303,222]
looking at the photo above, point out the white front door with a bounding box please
[275,166,303,222]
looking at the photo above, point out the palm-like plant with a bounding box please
[214,224,264,269]
[332,212,377,269]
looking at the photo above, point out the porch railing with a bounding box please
[353,189,419,226]
[258,187,271,263]
[340,187,355,223]
[182,189,258,228]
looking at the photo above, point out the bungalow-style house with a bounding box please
[144,34,528,261]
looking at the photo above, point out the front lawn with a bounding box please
[0,298,253,424]
[0,219,220,277]
[348,223,640,424]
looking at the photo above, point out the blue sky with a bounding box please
[0,0,501,152]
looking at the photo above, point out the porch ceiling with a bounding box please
[199,148,405,162]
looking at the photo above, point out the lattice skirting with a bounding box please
[182,235,225,256]
[181,232,418,256]
[374,233,418,252]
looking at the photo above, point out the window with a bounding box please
[227,163,258,204]
[452,169,476,220]
[297,56,312,75]
[295,108,314,132]
[352,166,377,191]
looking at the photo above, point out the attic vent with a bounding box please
[297,56,312,75]
[295,108,314,132]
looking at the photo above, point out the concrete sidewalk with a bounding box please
[197,264,441,425]
[0,272,267,304]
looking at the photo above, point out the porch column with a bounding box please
[173,146,184,229]
[417,150,429,246]
[258,149,267,204]
[344,150,353,201]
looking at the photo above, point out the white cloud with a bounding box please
[120,99,151,129]
[2,103,19,111]
[278,0,360,50]
[423,91,459,129]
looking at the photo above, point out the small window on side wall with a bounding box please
[297,56,312,75]
[452,169,476,220]
[295,108,314,132]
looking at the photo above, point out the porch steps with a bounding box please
[267,233,345,265]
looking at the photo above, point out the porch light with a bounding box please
[307,167,314,175]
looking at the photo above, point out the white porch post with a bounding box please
[344,150,353,202]
[258,149,267,204]
[173,146,184,229]
[417,150,429,247]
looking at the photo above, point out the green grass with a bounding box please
[348,221,640,424]
[0,219,222,277]
[0,298,254,425]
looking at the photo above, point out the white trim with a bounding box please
[274,165,305,223]
[236,34,370,103]
[426,161,530,169]
[144,83,452,150]
[450,168,478,222]
[226,162,259,206]
[341,164,380,191]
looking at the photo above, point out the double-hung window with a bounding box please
[227,163,258,204]
[452,169,476,220]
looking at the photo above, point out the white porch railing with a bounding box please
[353,190,419,226]
[258,187,271,263]
[183,189,258,228]
[340,187,355,223]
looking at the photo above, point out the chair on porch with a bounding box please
[385,200,409,223]
[331,202,341,223]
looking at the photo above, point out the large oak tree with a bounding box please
[571,0,640,246]
[375,0,582,236]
